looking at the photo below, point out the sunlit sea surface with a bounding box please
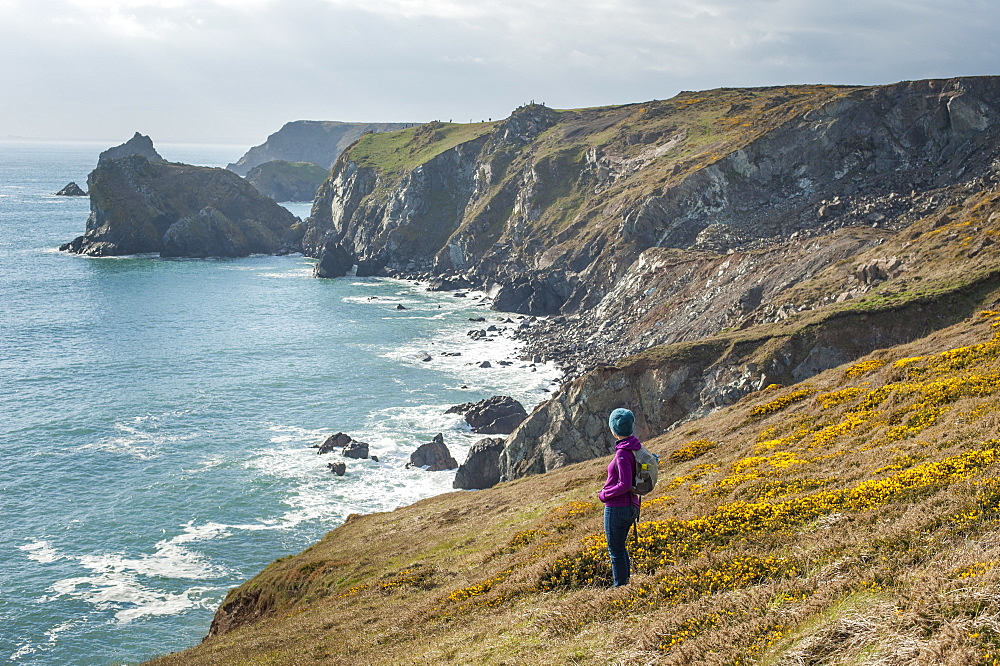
[0,141,558,664]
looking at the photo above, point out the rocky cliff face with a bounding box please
[62,137,300,257]
[308,78,1000,297]
[305,77,1000,484]
[227,120,413,176]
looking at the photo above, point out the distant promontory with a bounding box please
[226,120,413,176]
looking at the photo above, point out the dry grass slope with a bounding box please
[149,304,1000,665]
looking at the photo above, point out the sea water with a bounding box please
[0,141,559,665]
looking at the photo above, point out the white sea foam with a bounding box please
[44,618,84,643]
[49,572,221,623]
[34,526,229,624]
[78,413,197,460]
[20,540,64,564]
[9,643,37,661]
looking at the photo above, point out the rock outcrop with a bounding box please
[245,161,329,202]
[455,396,528,434]
[228,121,413,176]
[408,434,458,471]
[453,437,505,489]
[61,135,300,257]
[314,432,370,459]
[55,182,87,196]
[99,132,163,163]
[313,240,355,279]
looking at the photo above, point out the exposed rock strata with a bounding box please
[308,78,1000,312]
[62,136,300,257]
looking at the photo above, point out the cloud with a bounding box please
[1,0,998,142]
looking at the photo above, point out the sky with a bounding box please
[2,0,998,145]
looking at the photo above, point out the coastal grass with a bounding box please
[149,305,1000,665]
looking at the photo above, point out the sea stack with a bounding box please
[61,133,302,257]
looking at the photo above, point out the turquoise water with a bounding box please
[0,142,557,664]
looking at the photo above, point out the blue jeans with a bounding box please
[604,504,638,587]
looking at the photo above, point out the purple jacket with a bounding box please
[598,436,642,508]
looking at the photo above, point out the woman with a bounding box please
[597,407,641,587]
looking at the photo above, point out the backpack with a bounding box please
[631,445,659,496]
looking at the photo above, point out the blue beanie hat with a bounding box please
[609,408,635,437]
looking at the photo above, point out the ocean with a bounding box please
[0,141,559,665]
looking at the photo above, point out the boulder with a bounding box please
[453,437,505,489]
[313,239,354,278]
[55,182,87,196]
[426,275,473,291]
[463,396,528,434]
[409,433,458,471]
[315,432,352,454]
[314,432,370,459]
[342,439,370,459]
[327,462,346,476]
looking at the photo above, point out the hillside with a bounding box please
[146,79,1000,664]
[245,160,330,202]
[148,299,1000,664]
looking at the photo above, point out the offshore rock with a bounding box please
[315,432,370,459]
[342,439,370,459]
[313,239,355,278]
[63,137,299,257]
[327,462,346,476]
[55,182,87,196]
[453,437,505,490]
[315,432,352,454]
[463,396,528,434]
[245,160,328,202]
[409,434,458,471]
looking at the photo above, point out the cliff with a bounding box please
[62,136,301,257]
[307,78,1000,298]
[227,120,414,176]
[245,160,329,202]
